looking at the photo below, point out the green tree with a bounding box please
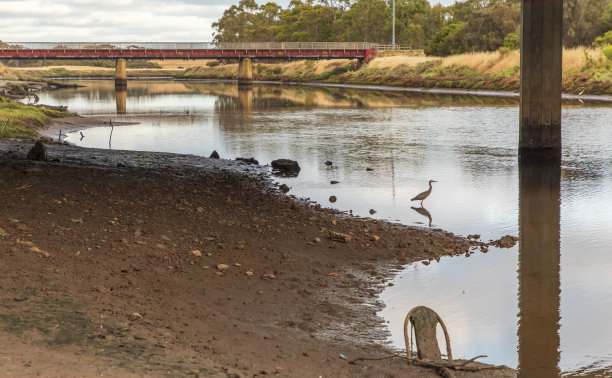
[424,22,467,56]
[564,0,611,47]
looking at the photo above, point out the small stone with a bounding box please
[314,237,321,243]
[467,234,481,240]
[331,220,336,226]
[330,180,339,185]
[370,235,380,242]
[263,273,277,279]
[257,290,264,295]
[70,218,83,224]
[234,263,242,267]
[215,271,223,276]
[210,150,220,159]
[130,312,143,319]
[161,235,171,241]
[155,244,166,250]
[329,195,337,203]
[0,227,8,238]
[236,244,245,250]
[216,264,229,270]
[245,270,254,276]
[279,184,290,193]
[196,207,204,213]
[324,161,332,166]
[369,209,376,215]
[191,249,203,257]
[366,167,373,171]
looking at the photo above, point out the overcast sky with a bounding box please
[0,0,459,42]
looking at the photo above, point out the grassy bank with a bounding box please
[5,47,612,95]
[0,96,70,139]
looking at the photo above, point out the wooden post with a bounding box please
[238,58,253,87]
[519,0,563,158]
[115,59,127,87]
[517,158,561,377]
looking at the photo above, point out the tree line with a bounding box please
[212,0,612,56]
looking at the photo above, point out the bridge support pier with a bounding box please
[115,59,127,87]
[238,58,253,87]
[519,0,563,158]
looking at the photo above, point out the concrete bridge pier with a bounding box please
[519,0,563,158]
[238,58,253,87]
[115,59,127,87]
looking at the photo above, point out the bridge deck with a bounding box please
[0,42,378,60]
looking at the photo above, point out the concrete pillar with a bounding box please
[238,58,253,87]
[115,87,127,114]
[115,58,127,87]
[517,158,561,377]
[519,0,563,158]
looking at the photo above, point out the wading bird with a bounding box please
[411,180,437,206]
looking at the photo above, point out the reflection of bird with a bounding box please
[411,206,432,227]
[411,180,437,206]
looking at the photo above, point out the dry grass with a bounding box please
[440,51,520,74]
[436,48,604,75]
[562,47,602,72]
[367,56,437,69]
[150,60,209,70]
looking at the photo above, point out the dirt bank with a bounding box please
[0,139,515,377]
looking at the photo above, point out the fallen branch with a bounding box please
[350,353,501,376]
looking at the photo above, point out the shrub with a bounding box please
[206,60,221,67]
[603,46,612,61]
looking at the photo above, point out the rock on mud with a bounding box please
[279,184,290,193]
[27,141,47,161]
[271,159,301,175]
[210,150,220,159]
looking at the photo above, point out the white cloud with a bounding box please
[0,0,457,42]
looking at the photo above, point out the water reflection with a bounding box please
[517,158,561,377]
[115,87,127,114]
[411,206,433,227]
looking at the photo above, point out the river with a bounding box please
[38,80,612,376]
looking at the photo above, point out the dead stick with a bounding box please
[1,118,8,134]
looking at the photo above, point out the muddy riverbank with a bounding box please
[0,137,516,377]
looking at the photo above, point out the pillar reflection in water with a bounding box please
[115,87,127,114]
[517,157,561,377]
[237,88,253,112]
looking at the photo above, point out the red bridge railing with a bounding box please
[0,42,378,61]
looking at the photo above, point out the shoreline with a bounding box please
[0,136,516,376]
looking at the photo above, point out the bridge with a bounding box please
[0,42,378,61]
[1,0,563,157]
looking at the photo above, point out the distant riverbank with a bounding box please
[5,47,612,95]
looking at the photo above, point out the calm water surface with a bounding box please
[38,80,612,376]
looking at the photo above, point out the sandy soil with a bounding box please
[0,135,517,378]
